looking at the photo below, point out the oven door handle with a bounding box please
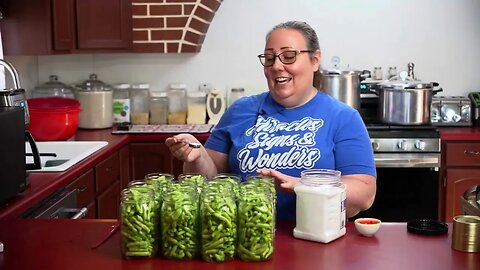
[374,153,440,168]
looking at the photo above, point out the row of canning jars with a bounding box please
[120,173,276,262]
[114,83,207,125]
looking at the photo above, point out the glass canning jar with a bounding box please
[120,187,158,259]
[186,91,207,124]
[112,83,131,124]
[149,91,168,124]
[228,87,245,107]
[167,83,187,124]
[130,83,150,125]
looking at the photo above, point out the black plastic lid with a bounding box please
[407,219,448,235]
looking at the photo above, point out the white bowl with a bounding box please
[354,218,382,237]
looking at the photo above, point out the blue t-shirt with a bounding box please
[205,91,376,220]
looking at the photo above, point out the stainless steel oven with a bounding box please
[353,127,441,222]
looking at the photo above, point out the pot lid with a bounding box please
[320,56,366,75]
[33,75,74,96]
[378,71,434,90]
[76,74,112,92]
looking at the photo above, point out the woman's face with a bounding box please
[263,28,321,108]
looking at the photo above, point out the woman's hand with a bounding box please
[165,133,202,163]
[256,168,300,193]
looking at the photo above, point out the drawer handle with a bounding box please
[105,166,113,172]
[464,150,480,155]
[78,186,87,192]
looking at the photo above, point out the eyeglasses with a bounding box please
[257,50,313,67]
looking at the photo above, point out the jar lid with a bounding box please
[33,75,75,98]
[76,74,112,92]
[131,83,150,89]
[187,91,206,98]
[378,72,434,90]
[150,91,167,98]
[113,83,131,90]
[169,82,187,90]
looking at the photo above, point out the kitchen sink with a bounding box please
[25,141,108,172]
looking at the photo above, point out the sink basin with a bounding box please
[26,141,108,172]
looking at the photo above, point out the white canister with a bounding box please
[75,74,113,129]
[294,169,346,243]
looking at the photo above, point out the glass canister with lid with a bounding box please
[167,83,187,124]
[294,169,346,243]
[130,83,150,125]
[149,91,168,124]
[228,87,245,107]
[75,73,113,129]
[112,83,131,124]
[187,91,206,124]
[32,75,75,99]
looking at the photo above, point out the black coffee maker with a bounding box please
[0,60,41,205]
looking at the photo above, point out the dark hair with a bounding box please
[266,21,323,90]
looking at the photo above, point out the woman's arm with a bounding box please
[341,174,376,217]
[166,134,229,179]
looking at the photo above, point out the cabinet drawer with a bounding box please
[446,142,480,166]
[67,169,95,208]
[95,152,120,194]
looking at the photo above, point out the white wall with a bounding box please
[6,0,480,97]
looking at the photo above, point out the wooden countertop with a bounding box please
[0,219,476,270]
[438,127,480,141]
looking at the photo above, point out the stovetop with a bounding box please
[366,124,440,139]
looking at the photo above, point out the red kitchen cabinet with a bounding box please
[1,0,132,55]
[119,145,131,190]
[66,168,96,218]
[442,141,480,222]
[130,142,183,180]
[97,180,121,219]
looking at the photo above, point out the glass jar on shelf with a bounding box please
[149,91,168,124]
[130,83,150,125]
[228,87,245,107]
[187,91,207,124]
[112,83,131,124]
[167,83,187,124]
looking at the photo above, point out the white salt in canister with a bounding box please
[294,169,346,243]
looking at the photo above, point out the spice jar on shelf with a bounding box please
[112,83,131,124]
[167,83,187,124]
[130,83,150,125]
[149,91,168,124]
[187,91,206,124]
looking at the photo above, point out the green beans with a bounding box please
[178,174,207,193]
[200,185,237,262]
[161,183,199,259]
[237,184,275,261]
[120,187,158,258]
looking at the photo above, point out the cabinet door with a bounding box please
[445,169,480,222]
[119,145,131,190]
[130,143,175,180]
[97,180,121,219]
[95,151,120,194]
[66,169,95,209]
[75,0,132,50]
[52,0,75,50]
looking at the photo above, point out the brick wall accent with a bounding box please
[132,0,222,53]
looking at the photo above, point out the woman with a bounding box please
[166,21,376,221]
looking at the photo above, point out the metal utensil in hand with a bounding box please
[188,142,202,148]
